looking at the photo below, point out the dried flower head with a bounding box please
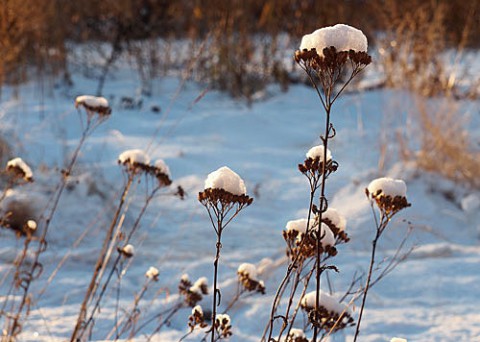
[119,244,135,258]
[301,291,354,332]
[145,266,159,281]
[75,95,111,116]
[322,208,349,243]
[214,314,232,339]
[188,305,208,331]
[298,145,337,177]
[283,218,337,261]
[118,149,151,175]
[6,158,33,182]
[237,263,266,294]
[199,166,253,206]
[366,177,411,216]
[179,275,209,307]
[286,328,309,342]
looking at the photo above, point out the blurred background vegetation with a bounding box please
[1,0,479,98]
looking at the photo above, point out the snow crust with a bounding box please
[75,95,109,109]
[145,266,159,279]
[300,24,368,54]
[302,291,351,315]
[237,263,258,281]
[285,219,334,247]
[306,145,332,162]
[204,166,246,195]
[118,149,150,166]
[323,208,347,232]
[368,177,407,198]
[154,159,171,176]
[7,157,33,179]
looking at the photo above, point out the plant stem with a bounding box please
[353,228,381,342]
[211,223,223,342]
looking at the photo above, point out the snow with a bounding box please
[306,145,332,162]
[145,266,159,279]
[285,218,335,247]
[74,95,109,110]
[122,244,135,256]
[237,263,258,281]
[118,149,150,166]
[215,313,231,325]
[390,338,407,342]
[6,157,33,180]
[0,49,479,342]
[299,24,368,54]
[367,177,407,198]
[192,305,203,316]
[461,193,480,213]
[190,276,208,295]
[323,208,347,232]
[26,220,37,231]
[154,159,171,176]
[301,290,351,315]
[288,328,305,338]
[204,166,247,195]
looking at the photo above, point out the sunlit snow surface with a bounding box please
[0,66,479,341]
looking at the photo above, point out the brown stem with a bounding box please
[211,223,223,342]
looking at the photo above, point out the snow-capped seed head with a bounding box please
[192,305,203,316]
[75,95,111,115]
[121,244,135,257]
[146,266,159,280]
[204,166,246,195]
[118,149,150,167]
[306,145,332,162]
[285,218,315,235]
[199,166,253,206]
[301,291,354,332]
[367,177,410,215]
[190,277,209,295]
[390,338,407,342]
[367,177,407,199]
[215,313,231,326]
[181,273,190,282]
[6,157,33,182]
[287,328,306,340]
[26,220,37,231]
[237,263,258,281]
[300,24,368,54]
[154,159,170,177]
[323,208,346,232]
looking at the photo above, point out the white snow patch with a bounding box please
[204,166,247,195]
[299,24,368,54]
[302,291,351,315]
[238,263,258,281]
[190,276,208,295]
[323,208,347,232]
[154,159,171,176]
[118,149,150,166]
[461,193,480,213]
[368,177,407,198]
[306,145,332,162]
[75,95,109,109]
[390,338,407,342]
[6,157,33,179]
[146,266,159,279]
[122,244,134,256]
[285,218,334,247]
[192,305,203,316]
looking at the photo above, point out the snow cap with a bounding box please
[390,339,407,342]
[154,159,170,176]
[237,263,258,281]
[192,305,203,316]
[204,166,247,195]
[306,145,332,162]
[300,24,368,54]
[118,149,150,166]
[286,219,334,247]
[367,177,407,198]
[288,328,306,339]
[302,290,351,315]
[7,157,33,180]
[146,266,159,279]
[75,95,109,110]
[323,208,347,232]
[122,244,135,256]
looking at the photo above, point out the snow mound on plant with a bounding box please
[204,166,246,195]
[302,290,351,315]
[154,159,171,176]
[7,157,33,179]
[323,208,347,232]
[75,95,109,109]
[300,24,368,54]
[118,149,150,165]
[306,145,332,162]
[238,263,258,281]
[367,177,407,198]
[285,218,335,247]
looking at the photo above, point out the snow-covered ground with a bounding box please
[0,60,479,342]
